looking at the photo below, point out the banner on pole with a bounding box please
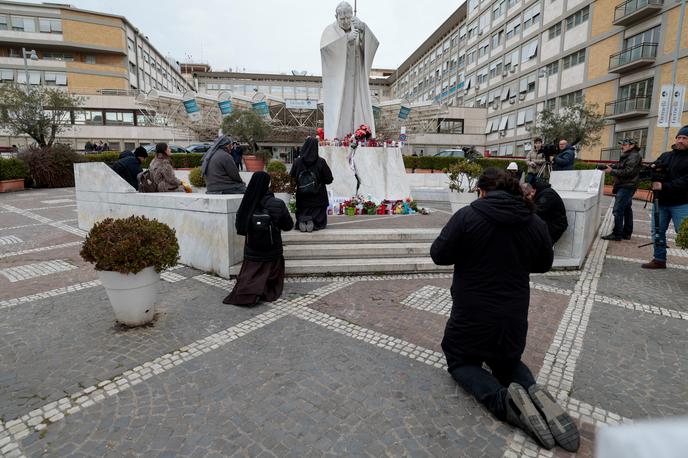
[218,100,233,116]
[252,101,270,118]
[670,85,685,128]
[657,85,672,128]
[183,98,201,122]
[399,106,411,119]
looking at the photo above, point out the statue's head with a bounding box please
[335,1,354,31]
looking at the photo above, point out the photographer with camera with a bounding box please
[552,139,575,171]
[600,139,642,242]
[642,126,688,269]
[526,138,546,185]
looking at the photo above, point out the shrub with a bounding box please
[188,167,206,187]
[677,218,688,250]
[18,144,84,188]
[82,152,121,165]
[269,171,295,194]
[447,160,482,193]
[80,215,180,274]
[0,157,30,180]
[266,160,287,173]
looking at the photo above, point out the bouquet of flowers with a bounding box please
[354,124,372,142]
[362,200,377,215]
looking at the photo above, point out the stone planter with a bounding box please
[448,190,477,213]
[0,179,25,192]
[244,155,265,172]
[97,266,160,327]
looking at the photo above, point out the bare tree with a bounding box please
[0,83,83,147]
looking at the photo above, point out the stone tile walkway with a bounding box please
[1,189,686,457]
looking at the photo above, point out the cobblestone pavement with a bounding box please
[1,189,686,457]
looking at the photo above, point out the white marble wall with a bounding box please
[75,163,245,278]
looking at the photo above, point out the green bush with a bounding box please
[82,152,121,165]
[266,160,287,173]
[188,167,205,187]
[677,218,688,250]
[18,144,84,188]
[80,215,180,274]
[0,157,30,180]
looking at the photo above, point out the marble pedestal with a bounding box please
[75,163,244,278]
[550,170,605,268]
[318,146,411,201]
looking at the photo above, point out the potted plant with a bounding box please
[269,170,295,208]
[447,160,482,213]
[244,149,271,172]
[0,157,29,192]
[80,216,180,327]
[342,198,358,216]
[363,200,377,215]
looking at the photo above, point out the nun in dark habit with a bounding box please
[223,171,294,306]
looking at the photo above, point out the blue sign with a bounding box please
[399,133,407,142]
[252,101,269,118]
[182,98,201,121]
[218,100,233,116]
[399,106,411,119]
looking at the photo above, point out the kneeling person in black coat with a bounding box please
[523,181,568,244]
[431,168,579,452]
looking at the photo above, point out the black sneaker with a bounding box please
[527,384,580,452]
[505,383,555,449]
[601,233,622,241]
[622,234,632,240]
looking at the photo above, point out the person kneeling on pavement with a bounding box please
[201,135,246,195]
[601,139,642,241]
[522,180,568,244]
[431,167,579,452]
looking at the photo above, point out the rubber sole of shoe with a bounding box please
[528,385,580,452]
[507,384,555,450]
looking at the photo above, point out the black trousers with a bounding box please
[449,355,536,421]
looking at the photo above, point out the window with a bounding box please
[504,49,519,72]
[614,128,648,148]
[560,90,583,106]
[545,61,559,76]
[11,15,37,32]
[44,72,67,86]
[618,78,653,99]
[84,55,96,64]
[16,71,41,85]
[127,37,135,52]
[458,52,466,68]
[566,6,589,29]
[438,118,464,134]
[74,111,104,125]
[548,22,562,40]
[451,33,458,48]
[105,111,135,126]
[0,16,7,30]
[506,18,521,40]
[468,0,480,13]
[468,20,478,40]
[521,39,539,62]
[443,39,450,52]
[625,26,660,48]
[523,3,541,31]
[459,25,467,41]
[499,115,509,131]
[39,18,62,33]
[485,117,498,133]
[0,69,14,81]
[129,62,136,74]
[479,12,490,31]
[519,73,537,93]
[562,49,585,69]
[467,47,477,65]
[493,0,507,20]
[478,39,490,58]
[500,85,512,101]
[489,59,503,78]
[492,30,504,49]
[545,98,557,110]
[43,52,74,62]
[477,66,488,84]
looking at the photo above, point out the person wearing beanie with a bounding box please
[642,126,688,269]
[110,146,149,190]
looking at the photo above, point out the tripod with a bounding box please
[536,160,552,181]
[638,190,663,249]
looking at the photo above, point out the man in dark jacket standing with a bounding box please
[230,142,244,171]
[201,136,246,194]
[601,139,642,241]
[642,126,688,269]
[431,168,579,452]
[111,147,148,190]
[552,139,575,171]
[289,137,334,231]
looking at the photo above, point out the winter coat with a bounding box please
[111,154,143,190]
[430,191,553,372]
[553,145,575,171]
[610,149,642,191]
[289,157,334,209]
[149,156,184,192]
[654,147,688,207]
[244,194,294,262]
[205,149,245,194]
[534,183,568,244]
[525,149,546,174]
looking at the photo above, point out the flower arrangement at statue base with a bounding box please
[330,196,427,216]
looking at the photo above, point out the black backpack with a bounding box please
[297,164,319,194]
[247,200,275,251]
[137,169,157,193]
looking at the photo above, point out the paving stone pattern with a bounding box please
[1,190,687,457]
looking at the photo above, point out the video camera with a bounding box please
[639,160,667,183]
[539,144,559,162]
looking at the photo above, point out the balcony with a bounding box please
[609,43,658,73]
[613,0,663,26]
[605,96,651,120]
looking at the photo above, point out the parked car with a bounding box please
[186,143,212,153]
[433,149,466,158]
[143,144,190,154]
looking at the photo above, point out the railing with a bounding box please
[609,43,658,70]
[68,87,143,97]
[614,0,663,22]
[604,96,652,116]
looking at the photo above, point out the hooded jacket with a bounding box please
[553,145,575,171]
[202,136,245,194]
[111,151,142,190]
[289,138,334,208]
[655,146,688,207]
[534,181,568,244]
[431,191,553,371]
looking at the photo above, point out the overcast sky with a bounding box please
[57,0,463,75]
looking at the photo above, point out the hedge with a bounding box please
[403,156,528,174]
[0,157,30,181]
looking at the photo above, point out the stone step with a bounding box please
[283,242,432,260]
[282,228,441,245]
[230,257,452,276]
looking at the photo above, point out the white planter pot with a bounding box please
[97,266,160,327]
[448,190,478,213]
[275,193,292,209]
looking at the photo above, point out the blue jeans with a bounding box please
[449,356,536,421]
[612,187,635,237]
[652,203,688,262]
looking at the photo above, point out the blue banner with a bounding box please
[218,100,233,116]
[399,106,411,119]
[182,98,201,121]
[252,101,269,118]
